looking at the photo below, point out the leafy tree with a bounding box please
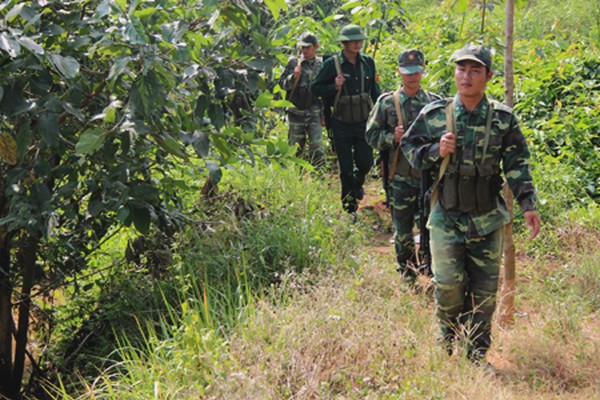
[0,0,293,397]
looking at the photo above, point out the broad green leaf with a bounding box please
[75,128,106,155]
[206,161,222,185]
[15,124,31,162]
[16,36,44,55]
[124,17,150,45]
[264,0,287,21]
[131,206,151,234]
[255,91,273,107]
[88,199,104,217]
[95,1,110,18]
[30,183,51,208]
[37,112,60,148]
[108,56,131,82]
[5,3,24,21]
[455,0,469,13]
[117,206,131,225]
[195,95,209,120]
[208,103,224,131]
[0,32,21,57]
[49,54,80,79]
[155,133,186,158]
[62,102,85,122]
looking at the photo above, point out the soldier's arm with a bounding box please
[278,59,298,91]
[369,58,382,102]
[401,106,443,170]
[365,95,394,150]
[501,113,537,213]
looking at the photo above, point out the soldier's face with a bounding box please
[455,61,492,98]
[342,40,363,54]
[400,70,423,93]
[300,44,317,60]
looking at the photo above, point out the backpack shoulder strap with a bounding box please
[429,97,455,209]
[332,54,343,112]
[392,88,404,128]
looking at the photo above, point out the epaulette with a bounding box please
[489,99,513,114]
[421,98,450,114]
[376,91,393,103]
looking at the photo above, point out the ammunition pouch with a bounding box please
[334,93,373,123]
[389,150,420,179]
[287,86,315,110]
[440,162,501,213]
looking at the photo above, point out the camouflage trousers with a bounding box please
[287,107,325,169]
[390,175,421,278]
[430,221,504,359]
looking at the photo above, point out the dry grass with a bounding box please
[198,241,599,399]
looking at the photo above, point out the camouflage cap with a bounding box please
[338,24,368,42]
[298,32,318,47]
[398,49,425,74]
[451,43,493,70]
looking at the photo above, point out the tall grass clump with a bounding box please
[46,164,370,399]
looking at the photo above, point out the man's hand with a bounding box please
[293,63,302,79]
[335,73,345,91]
[394,125,404,144]
[439,132,456,158]
[524,210,541,240]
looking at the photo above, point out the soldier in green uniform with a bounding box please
[365,49,441,282]
[311,24,381,215]
[401,44,541,367]
[278,32,325,169]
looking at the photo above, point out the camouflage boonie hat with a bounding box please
[451,43,493,70]
[338,24,368,42]
[398,49,425,74]
[298,32,318,47]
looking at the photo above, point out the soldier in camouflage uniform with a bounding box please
[278,32,325,169]
[365,49,441,283]
[311,24,381,215]
[401,44,541,366]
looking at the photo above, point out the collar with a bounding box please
[455,94,489,117]
[340,50,365,65]
[399,87,426,104]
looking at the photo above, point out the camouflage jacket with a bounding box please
[365,88,441,151]
[366,88,441,178]
[401,94,537,236]
[278,56,322,110]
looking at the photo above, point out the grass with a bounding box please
[47,174,600,399]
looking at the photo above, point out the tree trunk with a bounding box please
[499,0,516,327]
[13,236,38,396]
[0,238,16,399]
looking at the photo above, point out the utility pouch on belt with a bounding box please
[440,162,459,210]
[395,155,420,178]
[458,165,477,212]
[288,86,312,110]
[335,93,372,123]
[476,164,501,212]
[332,55,372,123]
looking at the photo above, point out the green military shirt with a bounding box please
[366,88,441,150]
[311,51,381,109]
[401,94,537,237]
[278,56,322,110]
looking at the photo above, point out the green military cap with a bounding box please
[338,24,368,42]
[298,32,318,47]
[398,49,425,74]
[451,43,493,70]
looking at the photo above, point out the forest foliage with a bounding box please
[0,0,598,398]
